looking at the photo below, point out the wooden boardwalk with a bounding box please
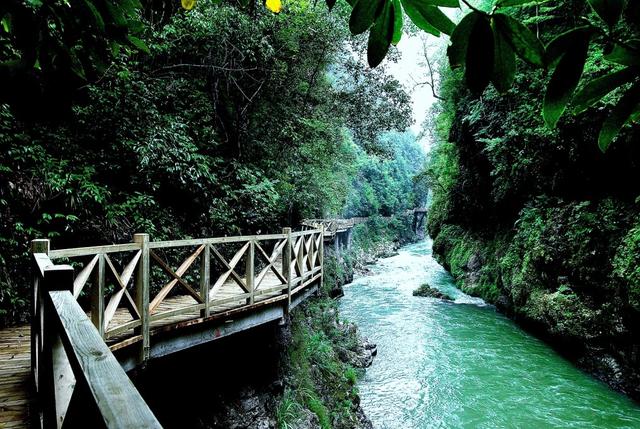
[0,325,31,428]
[0,228,323,427]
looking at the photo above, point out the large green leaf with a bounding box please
[599,82,640,151]
[491,19,516,93]
[127,35,150,54]
[466,15,494,94]
[427,0,459,7]
[543,30,591,128]
[493,13,544,67]
[81,0,105,32]
[604,42,640,67]
[496,0,552,6]
[421,5,456,35]
[447,11,480,69]
[544,27,593,68]
[401,0,455,35]
[392,0,403,45]
[586,0,625,28]
[350,0,384,35]
[368,0,395,67]
[401,0,440,36]
[104,1,128,28]
[573,67,638,113]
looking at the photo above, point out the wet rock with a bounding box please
[355,406,374,429]
[362,339,377,357]
[277,316,292,346]
[290,409,320,429]
[413,283,453,301]
[495,294,512,312]
[210,387,277,429]
[333,322,377,368]
[467,253,483,271]
[338,347,375,368]
[329,285,344,299]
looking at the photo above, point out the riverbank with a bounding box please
[277,214,418,428]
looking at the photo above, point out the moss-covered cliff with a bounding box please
[426,1,640,400]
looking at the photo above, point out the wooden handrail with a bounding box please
[34,227,324,362]
[31,228,326,426]
[31,249,161,428]
[49,290,161,428]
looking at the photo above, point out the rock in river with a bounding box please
[412,283,453,301]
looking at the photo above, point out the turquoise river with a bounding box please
[339,239,640,429]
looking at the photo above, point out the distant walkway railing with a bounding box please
[302,218,368,236]
[30,227,324,427]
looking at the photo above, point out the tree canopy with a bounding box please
[345,0,639,151]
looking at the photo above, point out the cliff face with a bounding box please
[427,109,640,399]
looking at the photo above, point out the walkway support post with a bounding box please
[133,233,150,364]
[200,243,210,317]
[31,241,75,428]
[247,240,255,305]
[283,227,292,314]
[319,225,324,290]
[30,239,50,390]
[91,254,105,338]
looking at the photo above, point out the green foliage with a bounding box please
[613,219,640,312]
[426,2,640,376]
[281,299,363,429]
[0,0,415,325]
[345,0,640,151]
[367,0,395,67]
[0,0,148,117]
[343,131,425,217]
[276,389,301,429]
[543,27,592,128]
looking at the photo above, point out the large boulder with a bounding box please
[413,284,453,301]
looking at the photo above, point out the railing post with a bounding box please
[30,239,50,393]
[200,243,210,317]
[41,264,74,429]
[91,254,105,338]
[319,226,324,289]
[309,231,315,273]
[246,240,255,305]
[133,233,150,364]
[282,228,292,313]
[297,233,304,278]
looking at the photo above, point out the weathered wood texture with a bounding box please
[0,325,32,428]
[27,250,161,428]
[49,290,161,428]
[0,229,323,428]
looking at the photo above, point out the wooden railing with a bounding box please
[302,218,367,236]
[36,227,323,352]
[31,227,324,427]
[31,240,161,428]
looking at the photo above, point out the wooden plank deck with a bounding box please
[105,266,301,345]
[0,325,32,428]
